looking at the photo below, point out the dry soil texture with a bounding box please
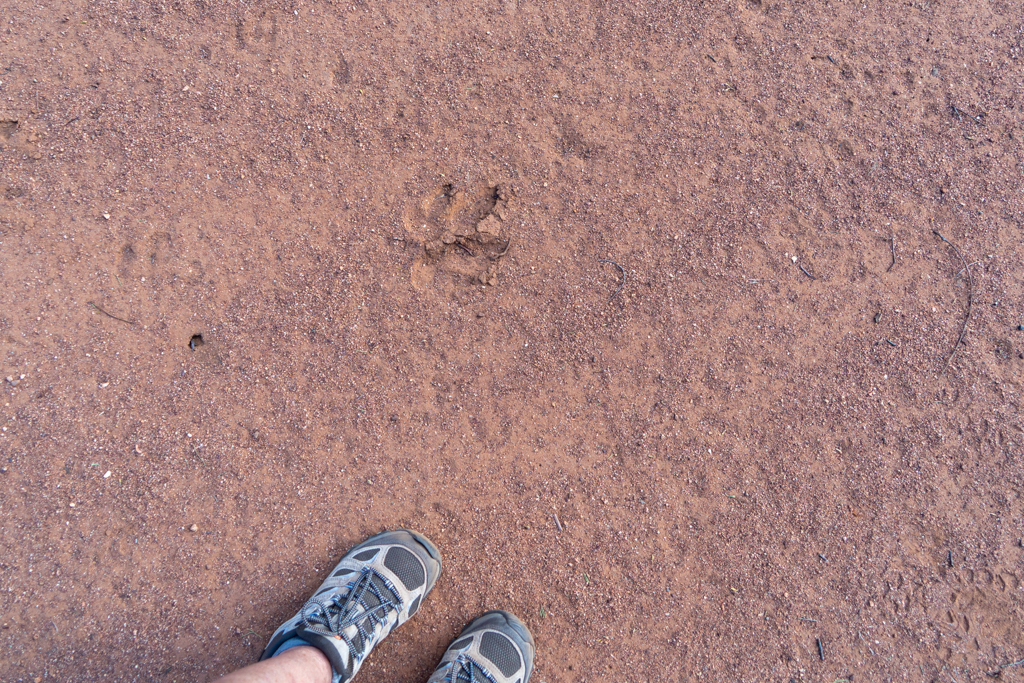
[1,0,1023,681]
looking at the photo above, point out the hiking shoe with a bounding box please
[260,529,442,683]
[427,610,535,683]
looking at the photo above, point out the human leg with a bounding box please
[215,645,332,683]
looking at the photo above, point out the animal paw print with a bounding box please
[406,182,513,288]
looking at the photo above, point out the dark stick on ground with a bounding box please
[987,658,1024,677]
[553,513,563,532]
[954,261,981,278]
[827,55,836,65]
[886,339,897,347]
[887,234,896,272]
[950,104,983,124]
[799,264,815,280]
[998,658,1024,670]
[489,238,512,261]
[706,54,717,63]
[933,230,973,372]
[88,301,135,325]
[598,259,625,301]
[454,241,475,257]
[816,638,825,661]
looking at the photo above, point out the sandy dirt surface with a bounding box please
[2,0,1023,681]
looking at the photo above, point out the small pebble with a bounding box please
[1017,324,1023,331]
[189,524,198,532]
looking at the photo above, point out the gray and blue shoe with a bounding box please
[427,611,535,683]
[259,529,442,683]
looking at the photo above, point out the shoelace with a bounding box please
[299,567,402,662]
[446,653,499,683]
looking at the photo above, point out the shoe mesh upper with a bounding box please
[384,546,425,591]
[449,636,473,651]
[352,549,378,561]
[479,632,521,677]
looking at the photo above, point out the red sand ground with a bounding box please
[1,1,1023,681]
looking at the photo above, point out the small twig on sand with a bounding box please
[950,104,983,124]
[987,658,1024,677]
[553,513,563,532]
[88,301,135,324]
[489,238,512,261]
[816,638,825,661]
[887,234,896,272]
[799,264,815,280]
[598,259,625,301]
[954,261,981,278]
[933,230,973,372]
